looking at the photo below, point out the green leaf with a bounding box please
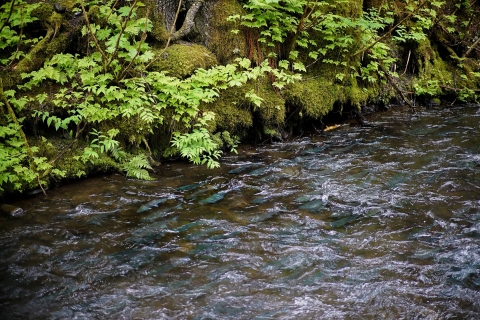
[292,61,306,72]
[278,60,289,69]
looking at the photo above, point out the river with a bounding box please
[1,105,480,319]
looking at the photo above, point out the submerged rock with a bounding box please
[0,204,25,218]
[385,172,409,189]
[251,197,270,204]
[300,145,328,155]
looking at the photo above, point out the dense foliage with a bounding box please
[1,0,479,195]
[0,0,299,193]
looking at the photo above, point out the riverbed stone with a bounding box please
[0,204,25,218]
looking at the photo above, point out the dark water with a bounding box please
[2,105,480,319]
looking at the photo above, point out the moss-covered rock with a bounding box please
[24,136,120,194]
[31,2,55,22]
[149,43,218,78]
[204,77,285,139]
[414,38,455,97]
[285,73,376,120]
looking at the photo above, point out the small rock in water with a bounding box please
[250,210,278,223]
[0,204,25,218]
[251,197,269,204]
[137,197,170,213]
[385,172,408,189]
[329,142,359,155]
[294,193,319,203]
[301,145,328,155]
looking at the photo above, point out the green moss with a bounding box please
[414,38,454,96]
[255,80,286,125]
[58,0,78,11]
[204,78,285,137]
[149,44,218,78]
[285,78,337,119]
[87,5,102,23]
[30,135,121,188]
[333,0,364,17]
[284,70,377,119]
[208,0,248,65]
[204,85,253,134]
[15,30,53,74]
[48,12,64,26]
[14,3,71,76]
[139,0,169,43]
[46,33,69,56]
[31,2,54,22]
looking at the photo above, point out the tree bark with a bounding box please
[171,0,204,41]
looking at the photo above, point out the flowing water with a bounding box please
[2,105,480,319]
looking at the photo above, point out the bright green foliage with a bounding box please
[231,0,443,84]
[0,120,36,192]
[0,0,40,66]
[121,154,153,180]
[0,0,301,193]
[172,127,222,169]
[1,0,479,194]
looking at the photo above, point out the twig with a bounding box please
[440,85,480,92]
[463,36,480,58]
[400,50,411,76]
[36,176,47,196]
[0,78,46,193]
[8,5,24,67]
[106,0,139,69]
[47,121,88,168]
[0,79,34,160]
[118,6,150,81]
[80,0,108,62]
[106,0,119,21]
[353,0,428,57]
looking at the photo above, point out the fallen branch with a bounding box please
[440,85,480,92]
[463,36,480,58]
